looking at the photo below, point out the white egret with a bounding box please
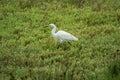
[47,23,78,43]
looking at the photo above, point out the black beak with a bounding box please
[44,25,49,27]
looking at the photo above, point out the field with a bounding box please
[0,0,120,80]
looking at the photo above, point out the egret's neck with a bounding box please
[51,26,57,36]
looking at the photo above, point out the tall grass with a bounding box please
[0,0,120,80]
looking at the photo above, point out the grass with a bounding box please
[0,0,120,80]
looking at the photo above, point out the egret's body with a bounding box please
[48,24,78,43]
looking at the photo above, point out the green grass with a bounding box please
[0,0,120,80]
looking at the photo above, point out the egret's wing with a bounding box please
[56,30,78,41]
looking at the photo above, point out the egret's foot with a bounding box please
[57,43,61,49]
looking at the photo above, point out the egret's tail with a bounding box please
[72,36,78,41]
[74,37,78,41]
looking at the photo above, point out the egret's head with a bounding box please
[49,23,56,28]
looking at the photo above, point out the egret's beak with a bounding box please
[44,25,49,27]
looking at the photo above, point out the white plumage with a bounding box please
[48,23,78,43]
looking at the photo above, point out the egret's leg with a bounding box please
[57,40,60,49]
[57,40,63,49]
[57,43,60,49]
[68,41,72,45]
